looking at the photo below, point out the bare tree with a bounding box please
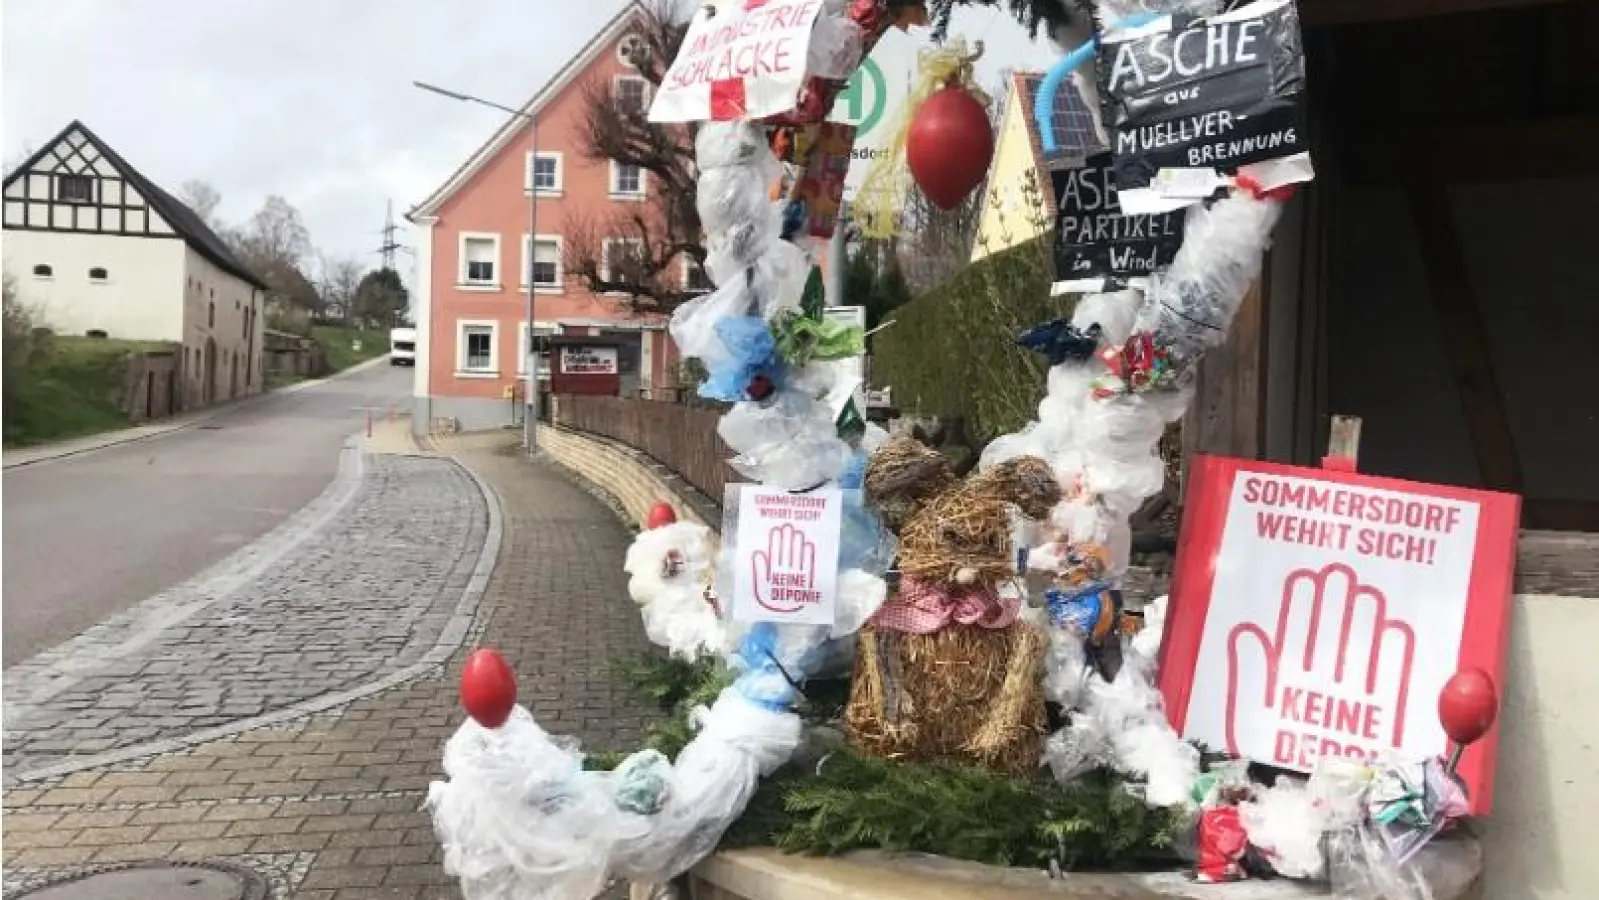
[229,196,321,314]
[316,254,366,324]
[4,145,37,174]
[564,0,703,317]
[177,180,226,232]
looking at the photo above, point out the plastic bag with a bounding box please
[719,393,852,490]
[1133,195,1283,386]
[427,708,625,900]
[805,0,865,80]
[1239,775,1329,879]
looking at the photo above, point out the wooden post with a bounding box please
[1322,414,1362,471]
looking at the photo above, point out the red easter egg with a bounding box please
[906,84,995,211]
[1438,667,1499,746]
[460,648,517,728]
[646,501,678,530]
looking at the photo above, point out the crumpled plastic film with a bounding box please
[623,523,725,662]
[670,282,755,366]
[805,0,865,80]
[719,392,852,490]
[1094,0,1225,25]
[427,708,629,900]
[1134,195,1283,387]
[1239,775,1330,879]
[611,689,804,882]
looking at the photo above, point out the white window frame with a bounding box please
[520,233,564,293]
[456,319,499,377]
[609,160,646,200]
[525,151,564,196]
[601,237,647,289]
[518,321,557,377]
[681,255,712,293]
[457,232,502,291]
[616,33,645,69]
[612,75,651,114]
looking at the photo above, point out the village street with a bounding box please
[1,367,657,898]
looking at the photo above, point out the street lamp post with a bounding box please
[414,81,540,455]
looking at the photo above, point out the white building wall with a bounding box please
[411,216,436,435]
[181,248,263,406]
[3,230,186,341]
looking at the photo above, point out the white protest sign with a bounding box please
[731,486,842,626]
[826,27,916,198]
[649,0,827,123]
[1162,457,1525,802]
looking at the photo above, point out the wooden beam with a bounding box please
[1343,115,1599,186]
[1405,184,1525,494]
[1523,499,1599,533]
[1303,0,1571,26]
[1181,280,1267,469]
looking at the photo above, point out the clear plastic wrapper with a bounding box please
[805,0,865,80]
[698,166,780,241]
[670,282,755,366]
[699,315,779,402]
[427,707,628,900]
[694,121,782,176]
[611,689,804,882]
[1239,775,1329,879]
[624,523,726,661]
[1133,195,1283,386]
[719,392,852,490]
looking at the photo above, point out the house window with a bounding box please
[528,152,562,193]
[519,322,554,377]
[32,264,52,277]
[610,162,644,198]
[461,234,499,286]
[88,267,108,281]
[460,322,497,373]
[208,302,215,328]
[523,235,561,289]
[602,237,647,284]
[614,76,649,114]
[54,174,93,203]
[683,257,714,293]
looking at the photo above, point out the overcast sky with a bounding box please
[3,1,1055,285]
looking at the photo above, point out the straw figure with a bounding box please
[845,437,1062,774]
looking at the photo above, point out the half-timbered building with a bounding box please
[3,120,269,407]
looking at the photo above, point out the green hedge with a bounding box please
[871,234,1066,441]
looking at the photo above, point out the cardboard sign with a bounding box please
[649,0,828,123]
[1098,0,1311,214]
[1051,153,1184,292]
[560,346,618,375]
[730,486,842,626]
[1160,456,1520,813]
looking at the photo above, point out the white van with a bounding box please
[390,327,416,366]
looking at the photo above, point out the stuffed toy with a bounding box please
[844,437,1061,774]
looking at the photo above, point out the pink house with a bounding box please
[407,4,694,433]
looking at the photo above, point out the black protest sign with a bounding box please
[1052,154,1183,284]
[1098,0,1308,195]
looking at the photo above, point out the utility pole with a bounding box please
[374,200,408,328]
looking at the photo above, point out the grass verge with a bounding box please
[311,326,390,373]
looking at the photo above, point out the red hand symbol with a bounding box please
[750,523,817,613]
[1225,563,1416,762]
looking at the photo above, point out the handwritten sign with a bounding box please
[649,0,827,123]
[1160,456,1520,813]
[1051,154,1184,292]
[730,486,842,626]
[560,346,617,375]
[1098,0,1311,213]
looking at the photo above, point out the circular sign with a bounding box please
[849,57,888,136]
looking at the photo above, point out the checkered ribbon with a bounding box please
[868,576,1021,635]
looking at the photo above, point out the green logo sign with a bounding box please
[835,56,887,137]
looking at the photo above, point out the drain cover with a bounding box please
[14,861,269,900]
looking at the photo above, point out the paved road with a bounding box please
[1,363,410,667]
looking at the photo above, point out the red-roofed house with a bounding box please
[407,4,693,434]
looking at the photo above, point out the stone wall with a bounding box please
[535,423,717,531]
[119,349,181,423]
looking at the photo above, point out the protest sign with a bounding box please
[1159,456,1520,813]
[559,346,617,375]
[1098,0,1312,214]
[730,485,843,626]
[649,0,828,123]
[1051,153,1184,292]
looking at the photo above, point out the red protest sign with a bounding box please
[1159,456,1519,813]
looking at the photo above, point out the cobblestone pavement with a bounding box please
[3,432,657,899]
[4,453,487,780]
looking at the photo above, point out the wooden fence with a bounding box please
[552,394,735,503]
